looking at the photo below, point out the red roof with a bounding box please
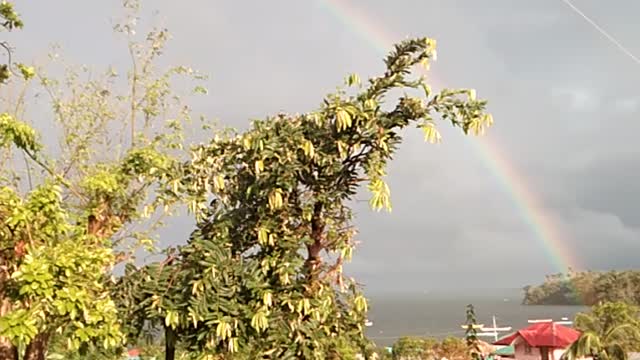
[494,322,581,348]
[127,348,140,356]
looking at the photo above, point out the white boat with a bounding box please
[556,317,573,325]
[482,326,512,332]
[528,318,573,325]
[365,320,373,327]
[461,324,485,329]
[477,332,501,337]
[528,319,553,323]
[487,316,512,341]
[555,321,573,325]
[463,316,511,342]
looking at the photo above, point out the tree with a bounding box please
[0,187,123,359]
[0,1,32,85]
[523,270,640,306]
[435,337,470,360]
[464,304,482,360]
[390,336,469,360]
[594,272,640,306]
[563,302,640,360]
[167,37,491,359]
[0,3,34,359]
[0,2,207,359]
[392,337,438,360]
[110,252,189,360]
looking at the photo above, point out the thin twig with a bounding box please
[22,153,32,190]
[129,43,137,148]
[0,41,17,77]
[22,148,85,200]
[13,76,30,117]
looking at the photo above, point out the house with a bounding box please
[478,340,498,358]
[492,345,515,359]
[127,348,141,360]
[493,321,581,360]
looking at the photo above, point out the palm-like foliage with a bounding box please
[563,302,640,360]
[564,326,631,360]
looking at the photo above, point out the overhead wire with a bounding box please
[559,0,640,66]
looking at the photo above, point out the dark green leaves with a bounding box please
[163,36,492,358]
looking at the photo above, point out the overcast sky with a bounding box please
[12,0,640,293]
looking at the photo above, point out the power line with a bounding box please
[560,0,640,66]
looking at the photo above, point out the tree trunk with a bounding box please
[0,296,18,360]
[23,332,50,360]
[165,326,176,360]
[305,202,324,275]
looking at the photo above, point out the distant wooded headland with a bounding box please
[522,270,640,306]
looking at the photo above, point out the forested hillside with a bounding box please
[523,270,640,306]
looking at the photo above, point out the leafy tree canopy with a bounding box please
[523,270,640,306]
[564,302,640,360]
[392,336,470,360]
[0,2,208,359]
[123,37,493,359]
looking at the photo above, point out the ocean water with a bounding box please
[364,289,587,347]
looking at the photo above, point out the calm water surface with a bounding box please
[364,289,586,347]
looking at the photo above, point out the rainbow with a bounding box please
[317,0,578,275]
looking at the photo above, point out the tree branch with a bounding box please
[129,43,138,148]
[21,147,85,200]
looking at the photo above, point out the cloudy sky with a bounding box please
[12,0,640,293]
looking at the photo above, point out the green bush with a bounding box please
[392,336,438,359]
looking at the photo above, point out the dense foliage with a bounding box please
[111,255,189,360]
[522,270,640,306]
[564,302,640,360]
[0,2,207,359]
[177,38,489,359]
[1,2,495,359]
[391,336,469,360]
[113,37,492,359]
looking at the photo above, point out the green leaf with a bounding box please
[336,109,352,132]
[16,63,35,81]
[421,122,442,144]
[194,85,209,94]
[345,73,360,86]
